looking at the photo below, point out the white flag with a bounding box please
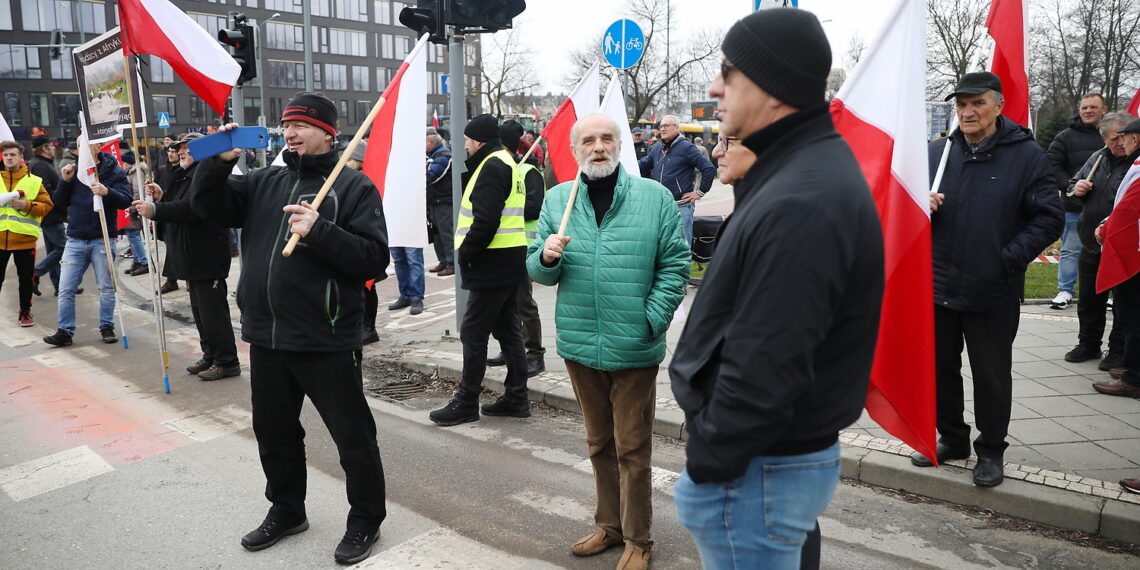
[600,75,639,178]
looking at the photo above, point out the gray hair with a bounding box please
[660,114,681,126]
[1100,112,1132,136]
[569,112,623,153]
[426,128,443,144]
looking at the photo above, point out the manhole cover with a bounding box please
[376,381,426,401]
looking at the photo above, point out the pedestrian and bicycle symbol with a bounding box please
[157,112,170,129]
[602,19,645,70]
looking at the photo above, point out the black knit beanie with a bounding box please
[722,8,831,109]
[464,114,499,143]
[281,91,338,136]
[499,119,524,153]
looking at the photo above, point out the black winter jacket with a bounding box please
[1066,148,1140,254]
[55,152,132,240]
[190,149,389,352]
[426,142,453,204]
[28,155,65,225]
[669,105,884,484]
[1046,115,1104,212]
[930,116,1063,313]
[457,140,527,290]
[150,162,231,281]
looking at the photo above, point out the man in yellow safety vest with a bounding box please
[0,140,54,327]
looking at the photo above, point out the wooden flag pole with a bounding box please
[88,144,131,354]
[519,135,543,165]
[557,168,583,235]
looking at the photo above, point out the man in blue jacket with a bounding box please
[914,72,1063,487]
[638,115,716,247]
[43,151,132,346]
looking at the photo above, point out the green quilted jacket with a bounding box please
[527,166,689,370]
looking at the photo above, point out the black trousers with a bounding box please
[516,279,545,359]
[1112,275,1140,388]
[249,345,386,532]
[934,304,1020,458]
[187,279,238,366]
[427,201,454,269]
[1076,252,1123,353]
[457,285,528,403]
[0,248,36,312]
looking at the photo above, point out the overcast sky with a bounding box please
[508,0,892,94]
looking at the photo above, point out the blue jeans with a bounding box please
[57,237,116,334]
[675,443,841,570]
[34,222,66,289]
[1058,211,1081,294]
[125,229,148,265]
[389,247,424,300]
[680,202,695,248]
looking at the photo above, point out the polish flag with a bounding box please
[987,0,1030,126]
[600,75,639,178]
[432,110,440,129]
[1097,160,1140,292]
[1127,87,1140,117]
[541,63,600,184]
[118,0,241,116]
[830,0,938,464]
[532,101,540,122]
[362,35,430,248]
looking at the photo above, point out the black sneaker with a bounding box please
[334,529,380,565]
[1064,344,1102,363]
[526,358,545,377]
[199,363,241,381]
[409,298,424,315]
[486,353,506,366]
[481,396,531,418]
[186,359,213,375]
[429,399,479,426]
[240,516,309,551]
[387,297,411,311]
[1100,351,1124,371]
[124,261,142,275]
[128,263,150,276]
[43,328,73,346]
[100,326,118,344]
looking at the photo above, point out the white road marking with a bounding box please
[509,490,593,522]
[162,405,253,442]
[73,346,109,360]
[0,326,37,348]
[354,527,564,569]
[817,517,992,570]
[0,446,114,502]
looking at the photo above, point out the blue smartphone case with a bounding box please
[187,127,269,161]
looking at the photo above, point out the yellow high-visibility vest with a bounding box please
[455,149,526,249]
[517,161,546,239]
[0,173,44,238]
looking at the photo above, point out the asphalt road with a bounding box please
[1,287,1137,568]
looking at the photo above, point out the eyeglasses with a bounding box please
[660,123,678,129]
[721,60,738,80]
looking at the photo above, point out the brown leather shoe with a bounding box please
[615,543,652,570]
[429,263,445,273]
[1092,378,1140,397]
[437,268,455,276]
[1122,477,1140,494]
[570,530,623,557]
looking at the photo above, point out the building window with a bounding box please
[244,96,260,123]
[373,0,390,24]
[267,22,305,51]
[0,0,13,30]
[50,47,74,80]
[356,100,369,124]
[352,65,368,92]
[52,93,82,126]
[322,63,346,91]
[150,57,174,83]
[340,99,348,122]
[21,0,106,33]
[189,12,228,38]
[379,34,394,60]
[268,60,307,88]
[29,92,49,125]
[0,44,43,79]
[189,95,220,123]
[395,35,409,59]
[152,95,176,124]
[324,28,367,57]
[3,92,20,125]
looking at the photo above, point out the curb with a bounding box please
[376,351,1140,545]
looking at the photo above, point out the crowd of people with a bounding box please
[5,6,1140,569]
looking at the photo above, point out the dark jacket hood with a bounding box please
[1067,114,1100,133]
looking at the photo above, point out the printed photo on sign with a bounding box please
[73,27,147,144]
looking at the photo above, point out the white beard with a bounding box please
[581,155,618,180]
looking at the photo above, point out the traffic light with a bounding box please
[399,1,447,45]
[49,29,63,60]
[448,0,526,33]
[218,12,257,85]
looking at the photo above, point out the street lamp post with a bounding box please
[255,13,280,166]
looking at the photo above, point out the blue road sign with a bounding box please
[157,112,171,129]
[440,74,449,95]
[602,19,645,70]
[755,0,798,9]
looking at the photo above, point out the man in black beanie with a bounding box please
[670,9,885,568]
[190,91,390,565]
[429,113,531,426]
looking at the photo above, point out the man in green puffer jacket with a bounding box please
[528,112,688,570]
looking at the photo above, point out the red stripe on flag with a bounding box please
[831,99,939,464]
[1128,87,1140,118]
[987,0,1030,126]
[540,98,579,184]
[362,61,410,200]
[1097,177,1140,293]
[118,1,235,115]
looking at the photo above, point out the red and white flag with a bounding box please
[118,0,241,116]
[362,35,430,248]
[987,0,1030,126]
[830,0,938,464]
[541,63,600,184]
[1097,160,1140,292]
[1127,87,1140,118]
[600,75,638,178]
[432,109,440,129]
[532,101,540,122]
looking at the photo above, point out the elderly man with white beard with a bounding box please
[528,112,689,570]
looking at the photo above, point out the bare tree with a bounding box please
[479,27,541,117]
[845,33,867,69]
[565,0,722,121]
[926,0,990,99]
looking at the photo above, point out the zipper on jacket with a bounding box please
[268,171,303,349]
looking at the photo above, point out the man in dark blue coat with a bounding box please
[914,72,1063,487]
[638,115,716,247]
